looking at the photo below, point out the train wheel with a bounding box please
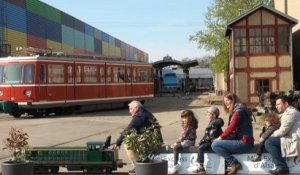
[51,166,59,173]
[11,112,21,118]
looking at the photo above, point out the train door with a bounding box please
[38,64,47,101]
[98,65,106,98]
[46,63,66,101]
[66,63,75,100]
[125,65,132,96]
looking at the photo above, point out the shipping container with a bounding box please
[85,24,94,37]
[1,0,148,62]
[85,34,94,52]
[27,34,46,49]
[47,39,62,53]
[6,28,27,56]
[94,38,102,54]
[45,5,61,23]
[7,2,27,33]
[74,19,85,33]
[74,30,85,49]
[7,0,26,8]
[27,11,46,38]
[46,20,61,42]
[61,25,75,46]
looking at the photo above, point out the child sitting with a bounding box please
[169,110,198,174]
[251,112,280,162]
[193,106,224,174]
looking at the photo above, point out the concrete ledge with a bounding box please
[155,144,300,174]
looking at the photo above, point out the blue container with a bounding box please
[85,24,94,37]
[6,3,27,33]
[46,20,61,42]
[27,11,46,38]
[61,25,74,46]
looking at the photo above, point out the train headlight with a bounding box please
[24,90,32,97]
[0,90,3,96]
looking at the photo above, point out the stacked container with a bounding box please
[0,0,148,62]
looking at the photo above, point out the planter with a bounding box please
[135,160,168,175]
[1,161,33,175]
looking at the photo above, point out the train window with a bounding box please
[132,68,137,82]
[24,64,34,84]
[0,66,3,83]
[127,67,131,83]
[99,66,105,83]
[39,65,46,84]
[113,67,125,83]
[106,67,111,83]
[48,64,64,84]
[3,64,24,84]
[138,68,148,83]
[76,65,82,83]
[67,65,73,83]
[84,65,97,83]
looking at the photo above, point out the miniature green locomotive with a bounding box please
[25,137,124,174]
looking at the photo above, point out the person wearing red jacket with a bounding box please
[211,92,254,175]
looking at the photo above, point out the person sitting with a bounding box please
[251,112,280,162]
[265,95,300,175]
[169,110,198,174]
[112,100,163,174]
[193,106,224,174]
[211,92,254,175]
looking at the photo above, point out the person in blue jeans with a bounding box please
[265,95,300,175]
[211,92,254,175]
[193,106,224,174]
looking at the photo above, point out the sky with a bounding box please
[41,0,213,63]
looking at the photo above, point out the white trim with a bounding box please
[17,94,154,106]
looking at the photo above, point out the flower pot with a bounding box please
[135,160,168,175]
[1,161,33,175]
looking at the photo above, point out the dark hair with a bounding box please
[181,110,198,129]
[275,94,289,104]
[264,112,280,125]
[223,92,240,114]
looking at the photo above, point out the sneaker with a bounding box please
[227,162,242,175]
[268,167,289,175]
[168,164,180,174]
[192,166,206,174]
[128,168,135,175]
[251,155,262,162]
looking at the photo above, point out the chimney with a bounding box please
[284,0,288,14]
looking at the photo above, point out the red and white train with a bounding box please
[0,55,154,118]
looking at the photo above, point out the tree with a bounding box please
[190,0,274,74]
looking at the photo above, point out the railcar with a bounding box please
[25,137,125,174]
[0,55,154,118]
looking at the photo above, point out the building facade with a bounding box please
[0,0,148,62]
[226,4,297,105]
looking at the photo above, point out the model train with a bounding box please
[0,55,154,118]
[25,136,125,174]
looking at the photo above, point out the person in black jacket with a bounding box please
[251,112,280,162]
[112,100,163,174]
[193,106,224,174]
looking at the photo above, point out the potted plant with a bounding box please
[123,124,167,175]
[1,127,33,175]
